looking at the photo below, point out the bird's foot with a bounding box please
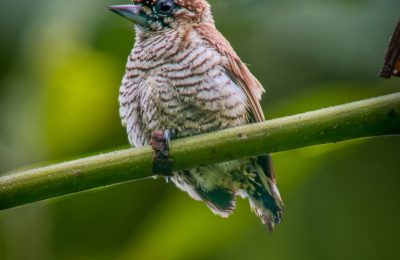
[149,129,175,176]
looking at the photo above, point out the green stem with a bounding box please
[1,93,399,210]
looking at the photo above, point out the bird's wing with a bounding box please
[195,25,283,222]
[195,24,278,182]
[195,24,266,122]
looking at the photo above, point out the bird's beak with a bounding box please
[108,4,149,27]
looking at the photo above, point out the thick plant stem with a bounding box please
[0,93,399,210]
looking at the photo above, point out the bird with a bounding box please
[109,0,284,231]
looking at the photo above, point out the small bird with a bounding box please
[109,0,284,230]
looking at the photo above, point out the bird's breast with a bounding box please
[120,29,249,145]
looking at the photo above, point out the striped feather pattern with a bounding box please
[119,28,248,147]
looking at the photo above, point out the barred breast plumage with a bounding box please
[113,0,284,230]
[119,28,248,147]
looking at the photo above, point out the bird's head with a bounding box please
[109,0,213,32]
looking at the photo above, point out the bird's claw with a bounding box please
[149,129,175,176]
[162,129,174,150]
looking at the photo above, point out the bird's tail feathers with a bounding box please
[196,188,236,218]
[170,174,236,218]
[241,172,284,232]
[169,168,284,229]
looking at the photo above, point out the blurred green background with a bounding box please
[0,0,399,259]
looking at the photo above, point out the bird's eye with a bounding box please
[156,0,175,14]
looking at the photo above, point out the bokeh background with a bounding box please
[0,0,399,259]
